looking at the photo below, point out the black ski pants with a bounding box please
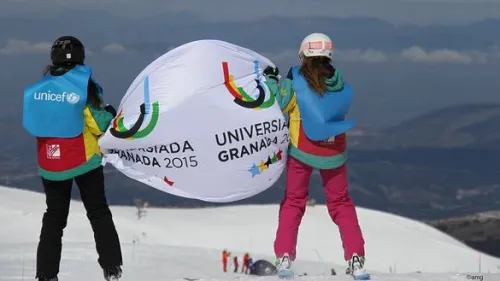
[36,166,122,279]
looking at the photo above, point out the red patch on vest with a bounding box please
[37,136,88,172]
[296,124,346,156]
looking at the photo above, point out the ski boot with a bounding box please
[346,253,370,280]
[103,265,122,281]
[275,253,294,279]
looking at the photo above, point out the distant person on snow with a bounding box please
[263,32,369,279]
[242,252,250,274]
[22,36,123,281]
[233,256,239,272]
[222,250,230,272]
[247,257,253,271]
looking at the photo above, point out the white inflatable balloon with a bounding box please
[98,39,289,202]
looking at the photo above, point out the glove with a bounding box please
[263,66,280,81]
[104,104,117,118]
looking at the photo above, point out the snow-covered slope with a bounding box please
[1,185,499,281]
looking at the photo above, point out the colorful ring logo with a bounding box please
[110,76,160,139]
[222,60,275,109]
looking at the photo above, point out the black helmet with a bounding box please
[50,36,85,65]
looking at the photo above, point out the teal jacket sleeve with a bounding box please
[264,75,279,100]
[264,67,296,113]
[87,105,114,134]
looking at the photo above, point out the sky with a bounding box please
[3,0,500,25]
[1,0,500,129]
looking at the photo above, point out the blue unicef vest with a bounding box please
[291,66,355,141]
[23,65,90,138]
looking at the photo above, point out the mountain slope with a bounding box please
[1,147,499,223]
[351,104,500,149]
[3,148,499,220]
[426,211,500,259]
[1,185,499,277]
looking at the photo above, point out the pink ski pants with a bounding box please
[273,156,365,261]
